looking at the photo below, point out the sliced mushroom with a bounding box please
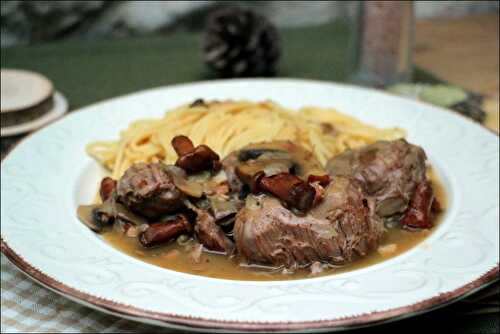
[208,195,239,221]
[163,165,204,198]
[271,141,324,178]
[235,159,291,184]
[93,201,116,225]
[187,170,211,182]
[237,148,287,162]
[77,197,148,233]
[376,197,408,217]
[236,166,265,193]
[163,165,229,198]
[263,161,295,177]
[114,202,148,225]
[77,204,106,232]
[224,141,325,196]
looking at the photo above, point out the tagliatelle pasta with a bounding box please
[86,100,405,179]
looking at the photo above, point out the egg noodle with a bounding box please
[87,100,405,179]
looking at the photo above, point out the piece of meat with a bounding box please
[326,139,427,218]
[116,163,184,219]
[234,176,383,267]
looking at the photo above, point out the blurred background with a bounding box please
[1,0,499,147]
[1,1,499,47]
[1,1,499,141]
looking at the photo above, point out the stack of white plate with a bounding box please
[1,69,68,137]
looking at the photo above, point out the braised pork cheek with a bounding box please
[326,139,427,219]
[234,176,383,267]
[116,163,185,219]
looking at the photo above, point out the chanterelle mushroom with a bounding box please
[172,135,220,174]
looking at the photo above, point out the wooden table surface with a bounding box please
[415,14,499,132]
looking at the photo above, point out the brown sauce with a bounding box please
[101,169,446,281]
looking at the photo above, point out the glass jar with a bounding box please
[349,1,415,87]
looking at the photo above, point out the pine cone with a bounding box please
[203,7,281,77]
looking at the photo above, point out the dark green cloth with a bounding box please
[1,23,498,333]
[1,23,354,110]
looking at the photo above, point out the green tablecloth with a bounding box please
[1,23,498,333]
[1,22,441,111]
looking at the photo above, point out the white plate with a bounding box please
[1,79,498,333]
[1,69,54,113]
[1,91,68,137]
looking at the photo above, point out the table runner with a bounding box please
[1,23,498,333]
